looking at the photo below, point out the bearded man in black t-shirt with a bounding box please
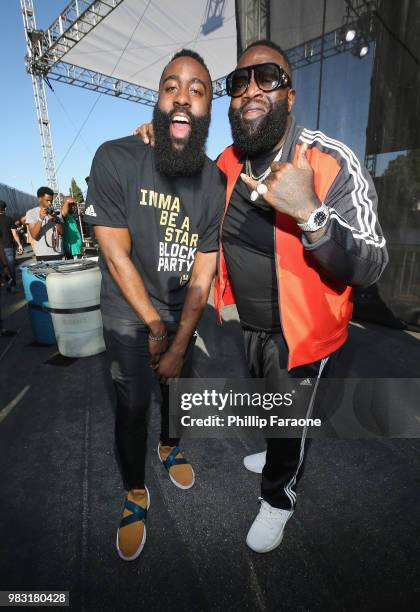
[85,49,225,561]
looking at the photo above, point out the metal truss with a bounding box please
[35,0,125,74]
[344,0,379,19]
[212,76,227,98]
[46,60,227,102]
[287,25,375,72]
[20,0,59,194]
[26,0,226,101]
[237,0,269,50]
[47,61,158,106]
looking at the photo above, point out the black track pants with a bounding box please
[243,329,334,510]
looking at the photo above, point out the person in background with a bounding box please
[0,201,24,293]
[19,214,32,251]
[14,219,27,247]
[61,197,83,259]
[84,175,89,199]
[25,187,65,262]
[0,241,16,337]
[83,177,95,242]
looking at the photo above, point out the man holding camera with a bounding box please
[25,186,65,261]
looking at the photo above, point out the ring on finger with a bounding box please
[256,182,268,195]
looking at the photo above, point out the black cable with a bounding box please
[56,92,102,172]
[42,218,61,253]
[51,88,93,157]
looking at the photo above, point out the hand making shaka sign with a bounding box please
[240,143,323,225]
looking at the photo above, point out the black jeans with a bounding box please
[243,329,335,510]
[102,314,196,490]
[4,248,16,288]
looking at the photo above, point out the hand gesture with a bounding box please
[61,196,75,217]
[240,144,320,223]
[133,122,155,146]
[155,348,184,385]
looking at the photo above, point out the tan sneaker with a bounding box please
[116,486,150,561]
[158,444,195,490]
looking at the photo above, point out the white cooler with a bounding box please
[46,260,105,357]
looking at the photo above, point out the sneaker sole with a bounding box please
[246,511,293,554]
[116,486,150,561]
[246,530,285,554]
[157,445,195,490]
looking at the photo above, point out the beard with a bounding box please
[228,96,289,156]
[152,105,211,177]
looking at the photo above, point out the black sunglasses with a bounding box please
[226,62,292,98]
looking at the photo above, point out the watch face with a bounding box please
[314,211,327,226]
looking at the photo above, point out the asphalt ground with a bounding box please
[0,250,419,611]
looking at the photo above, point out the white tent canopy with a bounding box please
[51,0,237,91]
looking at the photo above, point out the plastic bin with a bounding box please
[45,260,105,357]
[21,263,58,345]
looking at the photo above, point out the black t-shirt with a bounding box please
[84,136,225,323]
[222,148,282,332]
[0,215,14,249]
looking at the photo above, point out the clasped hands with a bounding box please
[148,326,183,385]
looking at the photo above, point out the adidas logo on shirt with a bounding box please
[300,378,313,386]
[84,204,97,217]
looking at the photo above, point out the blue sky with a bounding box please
[1,0,232,197]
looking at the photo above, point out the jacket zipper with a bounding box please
[217,166,243,319]
[273,219,287,345]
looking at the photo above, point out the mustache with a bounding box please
[168,107,193,122]
[240,98,272,118]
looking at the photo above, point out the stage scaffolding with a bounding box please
[20,0,377,191]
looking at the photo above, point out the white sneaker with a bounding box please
[246,499,293,553]
[243,450,266,474]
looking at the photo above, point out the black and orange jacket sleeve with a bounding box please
[297,127,388,288]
